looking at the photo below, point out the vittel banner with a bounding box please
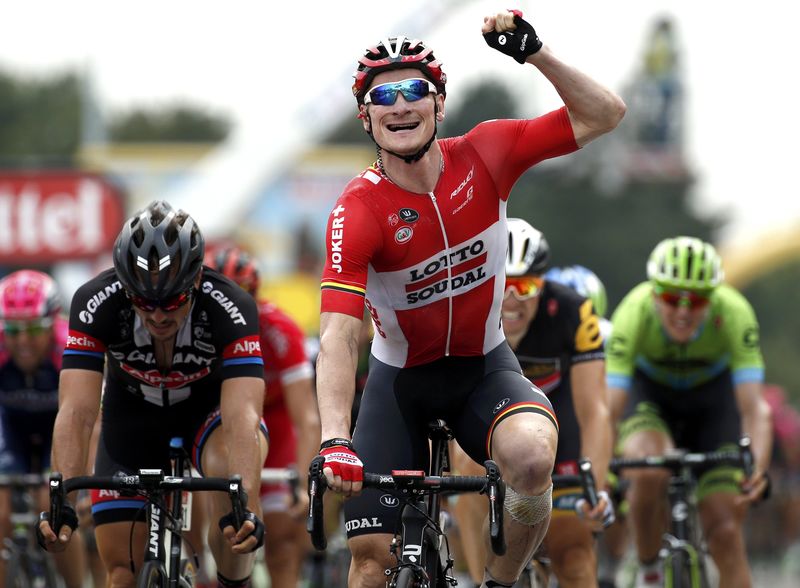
[0,172,125,263]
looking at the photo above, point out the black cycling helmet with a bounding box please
[112,200,205,301]
[353,36,447,106]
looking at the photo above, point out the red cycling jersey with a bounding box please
[321,108,578,367]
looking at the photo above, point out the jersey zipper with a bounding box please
[428,192,453,356]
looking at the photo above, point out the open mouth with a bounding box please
[387,122,420,132]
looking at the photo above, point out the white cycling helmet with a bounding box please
[506,218,550,277]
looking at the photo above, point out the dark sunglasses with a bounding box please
[3,317,54,337]
[655,286,710,310]
[127,287,194,312]
[364,78,437,106]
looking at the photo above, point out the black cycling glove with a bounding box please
[218,510,265,551]
[36,502,79,551]
[483,10,543,64]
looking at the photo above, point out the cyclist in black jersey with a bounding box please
[36,201,269,588]
[452,219,613,588]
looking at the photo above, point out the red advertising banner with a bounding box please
[0,171,126,264]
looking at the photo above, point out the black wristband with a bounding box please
[320,438,353,451]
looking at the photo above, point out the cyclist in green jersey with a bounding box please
[606,236,771,588]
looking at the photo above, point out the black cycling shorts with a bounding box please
[343,342,556,538]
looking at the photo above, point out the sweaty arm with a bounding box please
[51,369,103,479]
[220,376,266,512]
[572,359,612,490]
[316,311,362,443]
[735,380,773,499]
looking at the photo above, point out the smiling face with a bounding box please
[502,290,541,347]
[653,293,709,344]
[360,69,444,157]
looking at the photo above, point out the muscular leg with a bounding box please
[95,521,148,588]
[485,412,558,585]
[200,427,268,583]
[621,429,672,564]
[348,533,395,587]
[544,516,597,588]
[699,492,751,588]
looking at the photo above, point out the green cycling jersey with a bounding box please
[606,282,764,391]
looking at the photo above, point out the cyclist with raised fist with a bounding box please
[608,236,771,588]
[316,9,625,587]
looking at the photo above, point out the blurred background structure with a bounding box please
[1,0,799,581]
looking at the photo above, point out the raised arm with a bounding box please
[482,10,626,147]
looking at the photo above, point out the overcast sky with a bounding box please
[2,0,798,247]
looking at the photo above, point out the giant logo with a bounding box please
[201,281,247,325]
[79,281,123,324]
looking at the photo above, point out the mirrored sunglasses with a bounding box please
[364,78,437,106]
[127,287,194,313]
[504,276,544,301]
[3,317,55,336]
[655,286,710,310]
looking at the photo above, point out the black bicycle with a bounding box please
[47,437,251,588]
[307,420,506,588]
[610,437,753,588]
[1,473,61,588]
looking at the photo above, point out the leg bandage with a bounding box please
[503,483,553,526]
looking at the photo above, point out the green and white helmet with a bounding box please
[646,236,724,292]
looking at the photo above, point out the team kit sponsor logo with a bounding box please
[66,331,104,351]
[201,281,247,325]
[405,239,488,304]
[224,335,262,358]
[345,517,383,532]
[120,364,212,388]
[330,204,345,273]
[78,281,123,324]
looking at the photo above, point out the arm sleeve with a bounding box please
[605,291,643,391]
[464,107,578,198]
[320,191,383,319]
[219,292,265,380]
[569,297,606,364]
[724,289,765,384]
[62,283,110,372]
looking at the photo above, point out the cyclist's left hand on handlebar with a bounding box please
[576,490,615,529]
[738,470,771,505]
[36,503,79,552]
[482,10,543,64]
[219,510,265,553]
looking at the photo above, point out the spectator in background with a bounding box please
[0,270,85,588]
[206,246,320,588]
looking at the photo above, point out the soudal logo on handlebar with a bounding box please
[405,239,488,305]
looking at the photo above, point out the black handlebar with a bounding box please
[577,458,599,510]
[306,456,507,555]
[610,436,753,475]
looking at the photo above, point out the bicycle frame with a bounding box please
[610,437,753,588]
[48,437,249,588]
[307,420,505,588]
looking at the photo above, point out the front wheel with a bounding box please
[136,561,167,588]
[4,551,32,588]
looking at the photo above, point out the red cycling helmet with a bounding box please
[353,36,447,105]
[0,270,62,321]
[205,247,260,297]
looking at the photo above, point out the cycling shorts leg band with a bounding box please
[503,483,553,526]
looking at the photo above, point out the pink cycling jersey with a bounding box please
[321,107,578,367]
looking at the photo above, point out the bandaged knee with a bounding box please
[504,483,552,526]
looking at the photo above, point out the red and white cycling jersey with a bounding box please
[258,301,313,411]
[258,301,313,477]
[321,108,578,368]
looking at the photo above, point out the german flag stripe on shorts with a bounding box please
[486,402,559,459]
